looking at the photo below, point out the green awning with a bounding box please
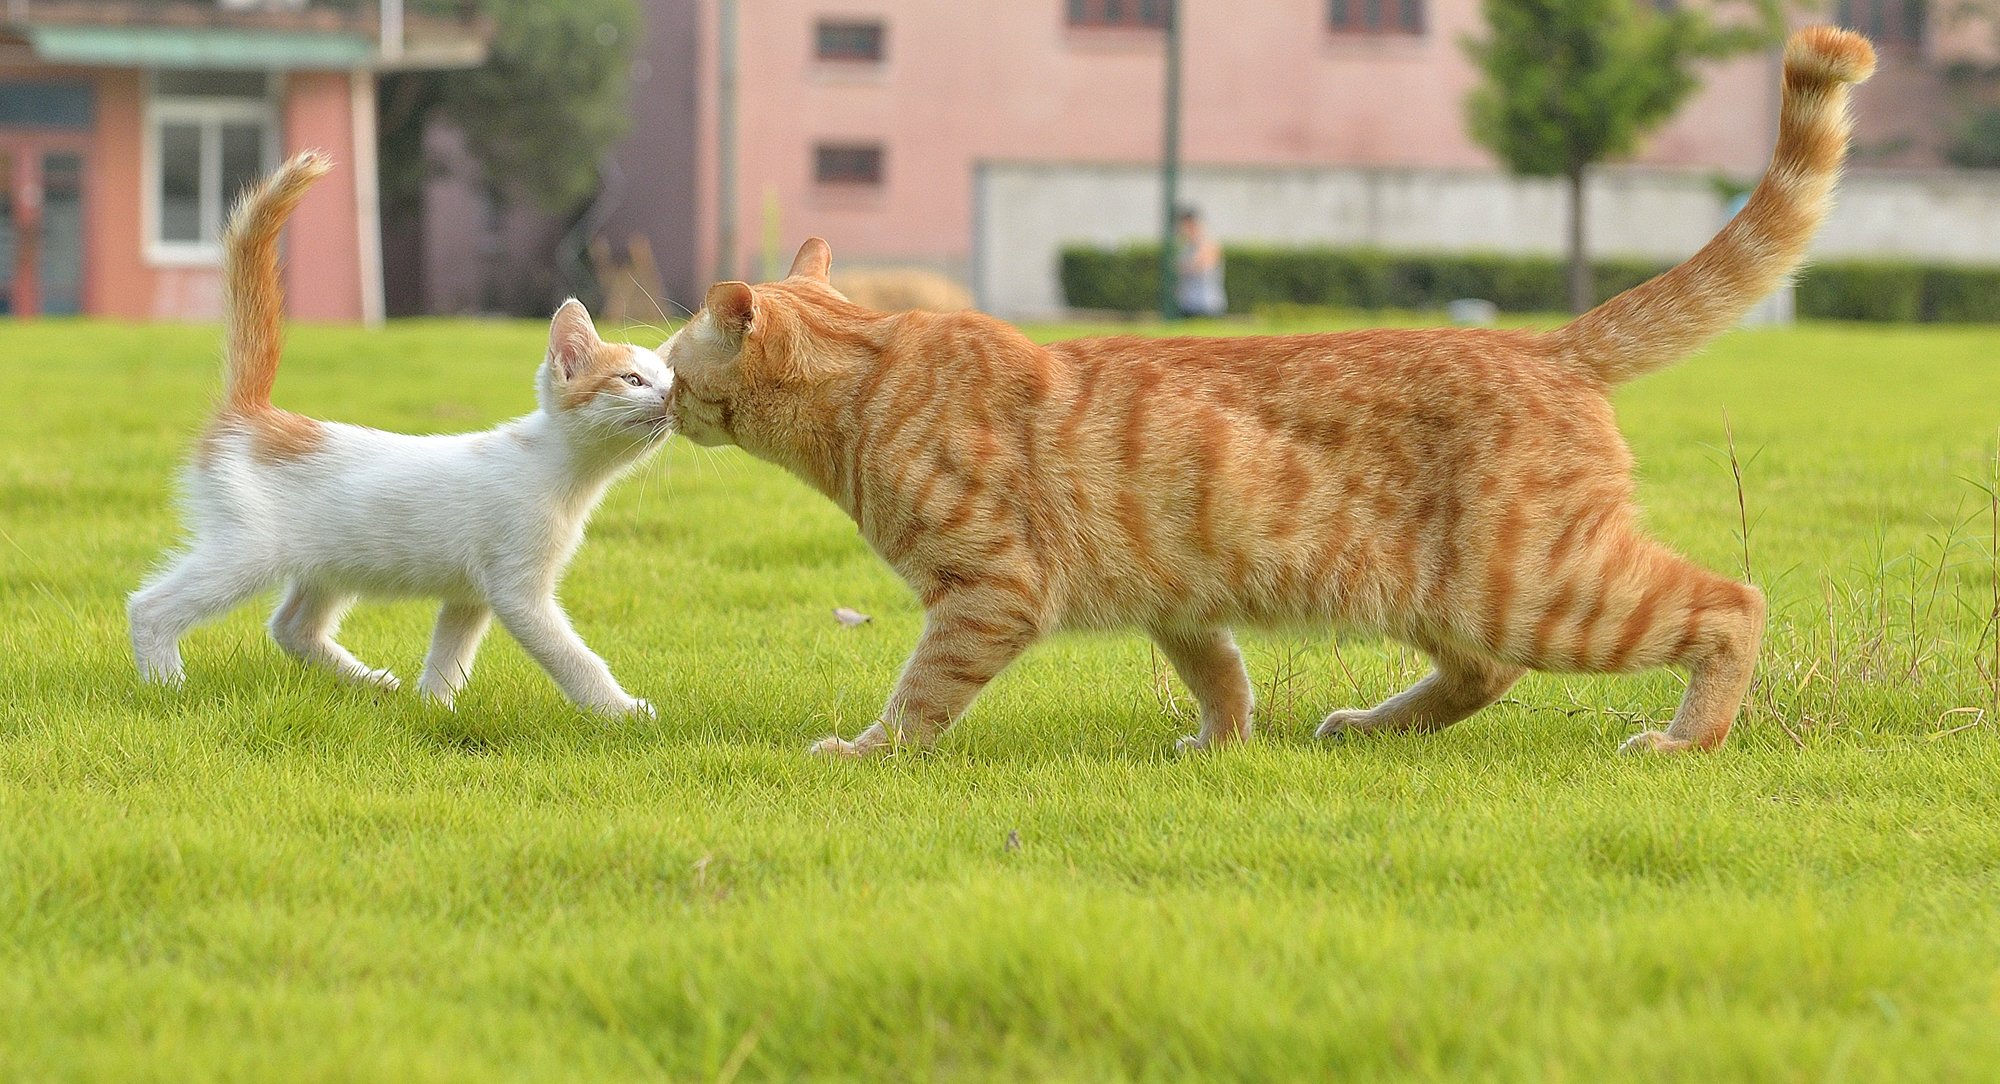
[25,24,375,70]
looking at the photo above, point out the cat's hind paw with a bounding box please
[1314,709,1374,741]
[1618,730,1695,755]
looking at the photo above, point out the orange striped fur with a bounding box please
[664,28,1873,757]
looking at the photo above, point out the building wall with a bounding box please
[0,62,369,322]
[698,0,1803,284]
[605,0,703,312]
[975,160,2000,316]
[281,69,365,323]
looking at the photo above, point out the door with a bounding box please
[0,142,87,318]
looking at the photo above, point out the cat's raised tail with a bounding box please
[222,150,333,417]
[1552,27,1874,386]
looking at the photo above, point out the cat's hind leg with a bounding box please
[1499,535,1763,754]
[1150,626,1255,752]
[129,549,275,685]
[1316,643,1523,740]
[418,602,492,709]
[269,582,400,691]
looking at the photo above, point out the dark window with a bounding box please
[1329,0,1424,34]
[1068,0,1168,29]
[1836,0,1923,47]
[815,143,884,186]
[0,81,94,130]
[816,19,885,62]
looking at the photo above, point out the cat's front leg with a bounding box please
[1149,626,1255,752]
[811,594,1040,757]
[418,601,492,709]
[490,593,652,719]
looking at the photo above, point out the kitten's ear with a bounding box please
[548,298,602,380]
[788,238,832,283]
[706,281,756,341]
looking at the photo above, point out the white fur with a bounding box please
[130,314,674,717]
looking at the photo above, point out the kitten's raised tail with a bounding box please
[1551,27,1874,386]
[222,151,334,416]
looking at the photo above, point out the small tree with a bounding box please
[1464,0,1777,313]
[379,0,640,217]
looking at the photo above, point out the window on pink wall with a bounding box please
[1067,0,1168,30]
[815,143,884,186]
[1328,0,1425,35]
[816,19,886,62]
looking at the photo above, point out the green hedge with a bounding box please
[1060,244,2000,323]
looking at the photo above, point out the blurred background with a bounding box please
[1,0,1997,327]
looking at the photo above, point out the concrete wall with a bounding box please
[973,161,2000,317]
[696,0,1787,283]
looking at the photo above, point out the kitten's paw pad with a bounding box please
[1314,709,1372,741]
[1618,730,1695,756]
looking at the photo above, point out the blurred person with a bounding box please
[1175,206,1227,318]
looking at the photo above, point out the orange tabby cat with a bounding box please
[663,28,1874,757]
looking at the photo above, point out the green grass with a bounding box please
[3,314,1999,1081]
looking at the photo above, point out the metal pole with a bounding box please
[1157,0,1183,321]
[716,0,740,283]
[381,0,403,62]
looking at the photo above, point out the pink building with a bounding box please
[0,1,482,321]
[584,0,1978,309]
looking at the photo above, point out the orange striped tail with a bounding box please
[1552,27,1875,386]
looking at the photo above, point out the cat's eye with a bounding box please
[620,373,644,387]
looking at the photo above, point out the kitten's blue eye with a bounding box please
[621,373,644,387]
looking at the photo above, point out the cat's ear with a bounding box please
[706,282,756,342]
[548,298,602,380]
[788,238,832,283]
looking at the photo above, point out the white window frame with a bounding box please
[142,71,281,267]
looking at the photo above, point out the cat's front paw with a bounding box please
[1618,730,1694,755]
[809,722,892,758]
[356,668,402,693]
[627,697,657,721]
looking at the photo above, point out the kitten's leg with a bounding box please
[268,583,400,690]
[490,593,651,718]
[1150,626,1255,752]
[418,602,493,709]
[128,551,272,685]
[810,599,1040,757]
[1316,645,1523,740]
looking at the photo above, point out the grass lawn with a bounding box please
[3,313,1999,1081]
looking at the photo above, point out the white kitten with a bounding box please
[129,152,673,716]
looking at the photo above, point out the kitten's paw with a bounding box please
[1618,730,1695,755]
[417,682,455,711]
[355,668,402,693]
[1174,733,1211,755]
[137,663,187,689]
[1314,709,1373,741]
[627,698,657,721]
